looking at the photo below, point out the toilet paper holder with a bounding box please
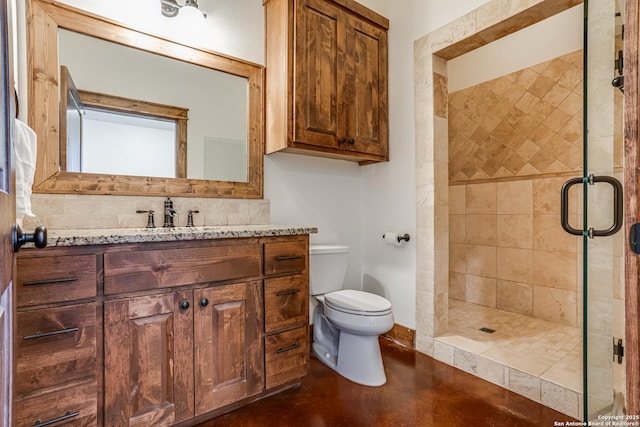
[382,233,410,243]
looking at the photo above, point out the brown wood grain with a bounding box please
[17,235,310,424]
[382,324,416,349]
[16,303,96,396]
[16,254,97,307]
[625,0,640,415]
[194,281,263,415]
[345,14,388,159]
[104,244,261,294]
[263,240,307,276]
[15,380,98,427]
[293,0,342,149]
[264,274,309,334]
[264,0,389,164]
[265,326,309,389]
[104,290,194,425]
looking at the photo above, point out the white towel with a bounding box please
[14,118,37,217]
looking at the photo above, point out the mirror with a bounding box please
[27,0,263,198]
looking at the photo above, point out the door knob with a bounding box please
[200,298,209,307]
[12,225,46,252]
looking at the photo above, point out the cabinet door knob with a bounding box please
[348,138,355,144]
[200,298,209,307]
[339,137,347,143]
[180,300,190,310]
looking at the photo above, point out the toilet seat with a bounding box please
[324,289,392,316]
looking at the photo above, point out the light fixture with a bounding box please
[160,0,207,19]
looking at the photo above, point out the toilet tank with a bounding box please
[309,244,349,296]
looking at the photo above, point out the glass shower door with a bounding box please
[566,0,626,420]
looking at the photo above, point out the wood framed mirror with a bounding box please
[27,0,264,198]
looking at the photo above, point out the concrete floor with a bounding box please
[196,339,573,426]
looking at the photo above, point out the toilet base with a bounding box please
[313,331,387,387]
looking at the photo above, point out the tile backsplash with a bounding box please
[22,194,270,230]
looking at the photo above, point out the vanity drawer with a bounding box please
[16,303,97,396]
[104,243,261,294]
[264,240,307,276]
[16,380,97,427]
[16,255,97,307]
[264,274,308,334]
[265,326,308,389]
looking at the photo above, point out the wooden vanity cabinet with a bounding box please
[264,0,389,164]
[16,234,310,426]
[103,240,264,425]
[14,252,99,426]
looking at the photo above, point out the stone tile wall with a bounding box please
[22,194,270,230]
[445,51,595,327]
[449,178,581,326]
[448,51,583,183]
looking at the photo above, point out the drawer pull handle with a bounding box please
[23,277,78,287]
[33,410,79,427]
[277,289,301,296]
[277,343,301,354]
[24,327,79,340]
[276,255,302,261]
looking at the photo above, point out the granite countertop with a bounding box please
[38,225,318,247]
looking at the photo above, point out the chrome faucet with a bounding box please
[163,197,177,227]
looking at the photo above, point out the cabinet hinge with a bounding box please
[613,338,624,364]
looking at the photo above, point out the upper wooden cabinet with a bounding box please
[264,0,389,164]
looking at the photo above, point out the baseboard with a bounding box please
[310,323,416,350]
[381,324,415,349]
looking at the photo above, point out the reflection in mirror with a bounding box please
[58,29,249,182]
[81,109,178,177]
[27,0,263,198]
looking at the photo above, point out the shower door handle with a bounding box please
[561,177,583,236]
[561,175,623,238]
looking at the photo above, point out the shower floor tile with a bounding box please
[438,299,582,393]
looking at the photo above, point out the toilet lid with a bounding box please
[324,290,392,315]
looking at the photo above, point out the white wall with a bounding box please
[51,0,264,65]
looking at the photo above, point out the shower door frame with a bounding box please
[623,0,640,415]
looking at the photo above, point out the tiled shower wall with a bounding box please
[449,178,581,326]
[448,51,584,326]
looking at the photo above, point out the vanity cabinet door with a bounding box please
[193,281,263,415]
[104,291,194,426]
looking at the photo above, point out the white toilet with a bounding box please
[310,244,394,386]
